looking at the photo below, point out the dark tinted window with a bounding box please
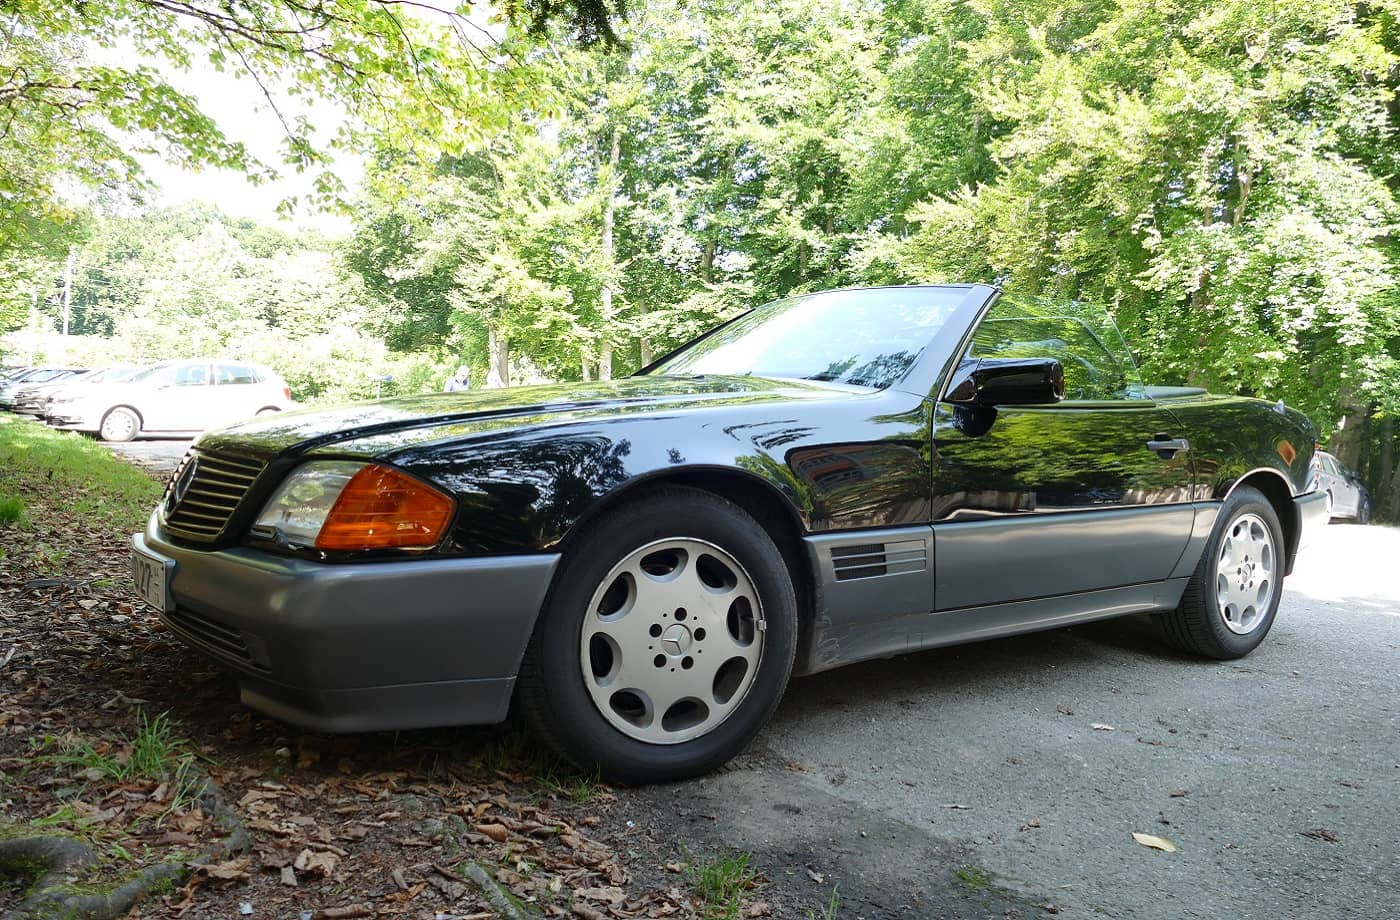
[968,297,1143,400]
[650,287,966,389]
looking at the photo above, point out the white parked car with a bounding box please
[48,360,293,441]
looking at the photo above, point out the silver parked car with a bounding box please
[48,359,293,441]
[0,367,87,409]
[1316,450,1371,524]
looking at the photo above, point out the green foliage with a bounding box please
[7,206,456,404]
[0,495,23,526]
[0,0,624,332]
[4,0,1400,515]
[684,848,758,920]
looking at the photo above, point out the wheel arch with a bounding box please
[1223,468,1301,575]
[555,467,818,672]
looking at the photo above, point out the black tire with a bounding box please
[98,407,140,442]
[516,487,798,783]
[1357,497,1370,525]
[1158,485,1285,660]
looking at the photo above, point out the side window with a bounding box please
[215,364,259,385]
[171,364,208,387]
[967,297,1143,401]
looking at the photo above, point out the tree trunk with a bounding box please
[487,324,509,388]
[701,239,716,283]
[581,347,593,382]
[598,124,621,382]
[1329,384,1367,467]
[1376,416,1396,520]
[640,336,653,366]
[1185,266,1212,387]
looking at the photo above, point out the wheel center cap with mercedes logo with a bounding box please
[660,623,692,657]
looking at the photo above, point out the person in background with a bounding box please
[444,366,472,392]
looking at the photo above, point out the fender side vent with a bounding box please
[830,540,927,581]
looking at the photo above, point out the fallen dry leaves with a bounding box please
[0,447,712,920]
[1131,832,1178,853]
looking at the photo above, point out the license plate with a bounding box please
[131,538,173,614]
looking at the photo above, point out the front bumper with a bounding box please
[136,515,559,733]
[46,406,96,428]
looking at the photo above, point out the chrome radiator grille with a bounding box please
[161,450,266,542]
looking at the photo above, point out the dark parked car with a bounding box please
[132,285,1326,781]
[1315,450,1370,523]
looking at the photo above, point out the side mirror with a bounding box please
[946,357,1065,407]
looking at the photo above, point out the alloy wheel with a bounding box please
[579,538,764,744]
[1215,512,1276,635]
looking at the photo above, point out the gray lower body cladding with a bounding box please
[136,516,558,733]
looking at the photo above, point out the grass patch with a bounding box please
[474,730,604,805]
[954,865,993,891]
[0,494,23,525]
[41,712,197,788]
[0,415,162,530]
[808,885,840,920]
[36,713,203,826]
[533,765,603,806]
[685,847,758,920]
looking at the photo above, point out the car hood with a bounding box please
[197,375,850,461]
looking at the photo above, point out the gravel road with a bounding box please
[103,438,190,475]
[615,523,1400,919]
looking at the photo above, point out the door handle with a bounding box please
[1146,436,1190,458]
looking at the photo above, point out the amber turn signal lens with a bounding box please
[315,464,454,551]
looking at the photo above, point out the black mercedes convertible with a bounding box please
[132,284,1327,781]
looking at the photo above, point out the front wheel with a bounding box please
[1357,497,1371,525]
[98,407,140,442]
[517,487,798,783]
[1158,485,1284,660]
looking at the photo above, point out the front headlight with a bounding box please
[252,461,455,551]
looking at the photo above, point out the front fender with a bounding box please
[375,392,934,556]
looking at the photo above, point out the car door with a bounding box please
[143,362,212,430]
[209,363,264,428]
[1335,458,1360,516]
[929,297,1197,612]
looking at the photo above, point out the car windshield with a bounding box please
[648,287,966,389]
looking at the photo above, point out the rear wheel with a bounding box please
[1158,485,1284,660]
[517,487,798,783]
[1357,496,1371,525]
[98,407,140,442]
